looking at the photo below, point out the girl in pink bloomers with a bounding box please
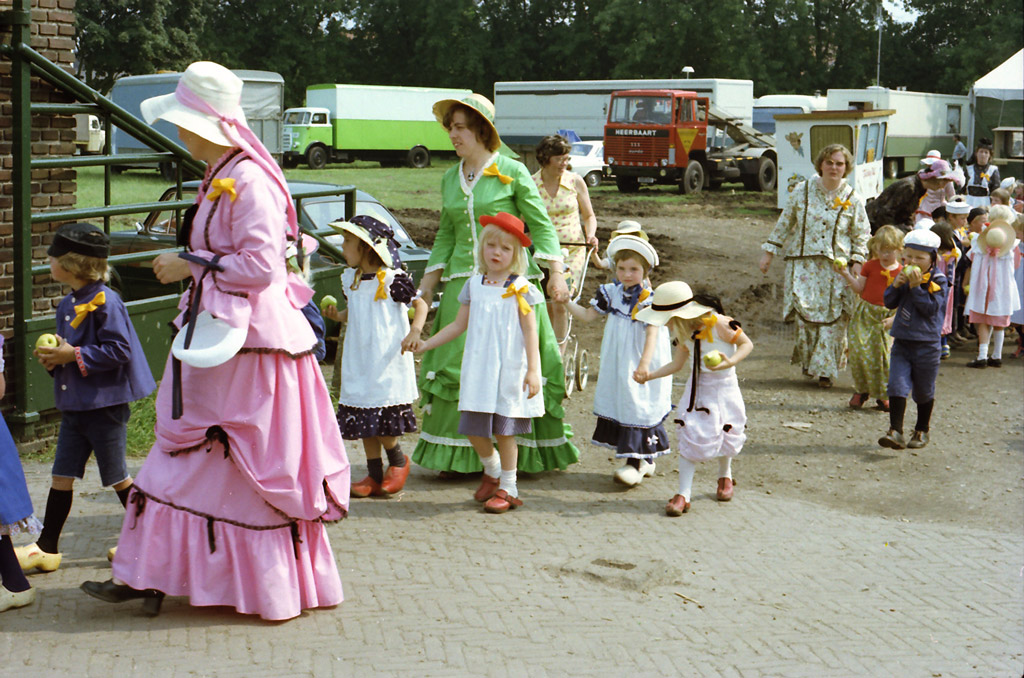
[635,282,753,516]
[965,205,1022,368]
[412,213,545,514]
[322,215,428,498]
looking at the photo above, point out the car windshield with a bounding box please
[284,111,309,125]
[571,142,595,156]
[301,197,415,248]
[609,96,672,125]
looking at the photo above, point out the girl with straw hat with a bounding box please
[80,62,350,620]
[635,282,754,516]
[964,205,1022,368]
[411,94,579,476]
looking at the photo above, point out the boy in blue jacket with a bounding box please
[16,223,156,573]
[878,229,948,450]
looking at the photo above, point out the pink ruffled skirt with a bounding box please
[112,350,350,621]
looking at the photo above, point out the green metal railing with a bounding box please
[1,0,354,424]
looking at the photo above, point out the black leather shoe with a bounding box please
[81,580,163,616]
[987,358,1002,368]
[965,359,988,368]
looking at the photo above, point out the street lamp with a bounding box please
[682,66,694,79]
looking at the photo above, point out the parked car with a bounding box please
[568,140,608,188]
[108,180,431,354]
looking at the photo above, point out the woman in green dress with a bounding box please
[412,94,580,474]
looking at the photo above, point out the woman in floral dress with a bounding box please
[759,144,871,387]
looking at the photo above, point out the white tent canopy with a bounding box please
[973,49,1023,101]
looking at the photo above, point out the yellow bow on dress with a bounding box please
[374,269,388,302]
[980,172,990,181]
[630,288,651,320]
[881,267,899,286]
[71,291,105,329]
[482,163,514,185]
[207,178,237,202]
[502,284,533,315]
[833,196,852,210]
[694,314,716,342]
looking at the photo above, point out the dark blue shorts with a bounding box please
[52,403,131,486]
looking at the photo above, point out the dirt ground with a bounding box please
[393,188,1024,534]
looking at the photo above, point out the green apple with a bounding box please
[703,350,724,368]
[35,333,59,350]
[408,306,416,320]
[319,295,338,312]
[904,265,920,277]
[832,257,847,270]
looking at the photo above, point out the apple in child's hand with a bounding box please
[904,265,920,277]
[832,257,847,270]
[703,350,724,368]
[408,307,416,320]
[35,333,59,350]
[319,295,338,312]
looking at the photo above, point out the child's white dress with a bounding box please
[965,237,1022,326]
[457,274,546,420]
[336,267,418,438]
[675,318,747,462]
[590,281,673,459]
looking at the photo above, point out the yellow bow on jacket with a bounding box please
[694,314,716,342]
[374,268,388,302]
[833,196,852,210]
[482,163,514,185]
[502,284,533,315]
[207,178,237,202]
[919,272,942,294]
[630,288,651,320]
[71,291,105,329]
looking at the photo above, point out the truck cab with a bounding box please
[604,88,776,194]
[283,107,333,169]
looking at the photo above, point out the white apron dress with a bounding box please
[457,274,546,419]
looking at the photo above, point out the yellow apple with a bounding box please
[703,350,724,368]
[832,257,847,270]
[35,333,59,350]
[319,295,338,312]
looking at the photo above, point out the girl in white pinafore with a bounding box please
[414,213,545,514]
[964,206,1022,367]
[636,282,754,517]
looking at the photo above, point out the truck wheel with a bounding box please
[407,146,431,169]
[751,156,777,192]
[681,160,704,194]
[615,176,639,193]
[584,171,602,188]
[306,145,328,170]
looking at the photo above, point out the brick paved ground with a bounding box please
[2,454,1021,677]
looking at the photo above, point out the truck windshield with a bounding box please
[284,111,310,125]
[609,96,672,125]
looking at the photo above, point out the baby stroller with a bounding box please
[554,243,592,397]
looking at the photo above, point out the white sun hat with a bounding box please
[606,234,659,269]
[140,61,247,147]
[634,281,714,325]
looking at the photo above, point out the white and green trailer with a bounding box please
[282,84,472,169]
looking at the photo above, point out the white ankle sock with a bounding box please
[480,453,501,478]
[718,457,732,480]
[977,342,989,360]
[677,457,696,501]
[499,469,518,497]
[992,330,1005,359]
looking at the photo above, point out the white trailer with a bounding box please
[494,78,754,152]
[753,94,828,135]
[825,87,970,178]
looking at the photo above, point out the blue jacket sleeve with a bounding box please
[300,300,327,362]
[76,305,133,372]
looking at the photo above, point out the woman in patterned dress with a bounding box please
[759,144,871,388]
[531,135,599,345]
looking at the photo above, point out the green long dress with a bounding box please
[412,153,580,473]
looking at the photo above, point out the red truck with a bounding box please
[604,89,777,194]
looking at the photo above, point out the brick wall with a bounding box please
[1,0,78,448]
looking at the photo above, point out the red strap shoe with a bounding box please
[484,489,523,514]
[473,474,500,502]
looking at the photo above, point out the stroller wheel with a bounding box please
[563,350,576,397]
[576,349,590,391]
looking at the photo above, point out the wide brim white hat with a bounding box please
[140,61,247,147]
[432,93,501,153]
[980,219,1017,258]
[328,218,395,269]
[171,311,247,368]
[606,234,659,268]
[634,281,713,325]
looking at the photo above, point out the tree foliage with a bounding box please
[72,0,1021,103]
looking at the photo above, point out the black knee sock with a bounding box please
[888,397,907,433]
[36,488,73,554]
[626,457,641,470]
[0,536,31,593]
[385,443,406,468]
[367,457,384,484]
[115,485,133,508]
[914,400,935,432]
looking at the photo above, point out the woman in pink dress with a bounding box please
[80,62,350,620]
